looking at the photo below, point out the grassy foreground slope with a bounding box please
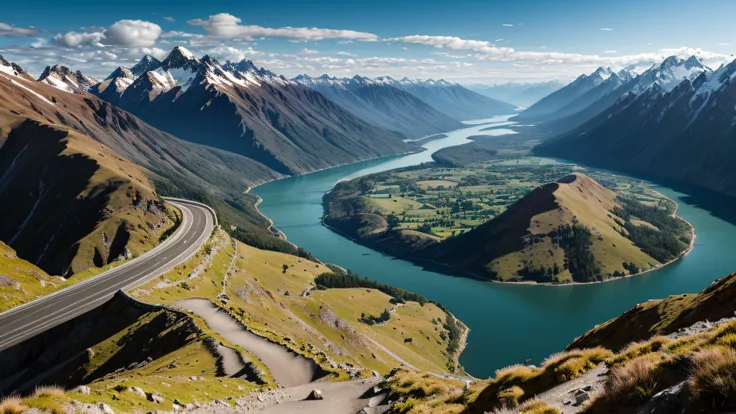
[380,273,736,414]
[131,228,466,377]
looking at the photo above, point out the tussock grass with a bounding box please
[607,336,672,366]
[491,399,561,414]
[495,364,540,384]
[497,385,525,407]
[32,385,65,397]
[0,396,27,414]
[543,347,613,382]
[687,347,736,411]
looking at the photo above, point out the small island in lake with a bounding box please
[323,159,693,284]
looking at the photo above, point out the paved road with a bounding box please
[0,198,215,352]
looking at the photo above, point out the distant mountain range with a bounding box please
[294,74,516,138]
[292,74,462,138]
[534,56,736,195]
[466,81,565,108]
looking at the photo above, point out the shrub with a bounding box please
[687,347,736,411]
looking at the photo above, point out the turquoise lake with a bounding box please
[252,117,736,378]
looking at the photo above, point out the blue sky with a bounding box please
[2,0,735,83]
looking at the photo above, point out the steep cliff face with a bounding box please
[0,120,172,275]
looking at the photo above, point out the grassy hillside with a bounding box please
[325,163,692,284]
[379,272,736,413]
[0,291,259,412]
[130,229,466,377]
[0,118,179,276]
[568,272,736,351]
[431,173,690,283]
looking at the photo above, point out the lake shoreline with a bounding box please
[320,190,696,287]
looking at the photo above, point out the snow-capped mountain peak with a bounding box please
[105,66,135,81]
[91,66,136,97]
[632,55,711,93]
[130,55,162,76]
[0,55,32,80]
[38,64,98,94]
[591,67,614,80]
[161,46,200,71]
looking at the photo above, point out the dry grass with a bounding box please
[491,399,561,414]
[543,347,613,382]
[607,336,672,366]
[497,385,525,407]
[495,364,540,384]
[0,396,27,414]
[687,347,736,411]
[32,385,65,398]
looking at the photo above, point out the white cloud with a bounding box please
[301,48,319,54]
[208,45,260,62]
[390,34,731,68]
[0,22,40,37]
[600,28,614,31]
[31,38,47,48]
[161,31,205,39]
[53,31,105,47]
[604,50,617,54]
[187,13,379,41]
[103,20,162,47]
[719,43,729,46]
[163,16,175,22]
[502,24,514,27]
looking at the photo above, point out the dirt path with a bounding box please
[187,377,388,414]
[174,298,322,387]
[533,365,608,413]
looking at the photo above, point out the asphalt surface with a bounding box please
[0,199,215,352]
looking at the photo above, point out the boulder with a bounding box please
[76,385,91,395]
[574,390,590,405]
[306,389,323,400]
[98,402,115,414]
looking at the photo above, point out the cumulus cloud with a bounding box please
[502,24,514,27]
[300,48,319,54]
[600,28,614,31]
[53,31,105,47]
[208,45,261,62]
[0,22,40,37]
[103,20,162,47]
[187,13,379,41]
[163,16,175,22]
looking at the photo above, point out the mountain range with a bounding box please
[466,80,566,108]
[293,74,463,138]
[534,56,736,197]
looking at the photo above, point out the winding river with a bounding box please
[252,117,736,378]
